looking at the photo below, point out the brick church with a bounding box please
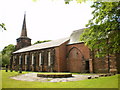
[10,14,119,73]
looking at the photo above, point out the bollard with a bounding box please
[5,65,8,72]
[6,69,8,72]
[10,68,13,72]
[19,68,22,73]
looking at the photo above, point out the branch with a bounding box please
[0,23,6,30]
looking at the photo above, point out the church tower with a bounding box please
[16,13,31,50]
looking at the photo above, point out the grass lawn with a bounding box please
[1,70,119,88]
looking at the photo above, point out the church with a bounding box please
[10,14,118,73]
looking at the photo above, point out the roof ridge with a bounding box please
[13,37,69,54]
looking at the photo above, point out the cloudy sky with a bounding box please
[0,0,93,51]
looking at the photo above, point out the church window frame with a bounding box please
[25,55,27,64]
[19,55,21,65]
[48,51,51,66]
[32,54,34,65]
[39,53,42,66]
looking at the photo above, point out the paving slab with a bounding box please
[10,73,99,82]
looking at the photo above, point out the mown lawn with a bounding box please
[1,70,119,88]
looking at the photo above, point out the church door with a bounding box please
[67,47,83,72]
[85,61,90,73]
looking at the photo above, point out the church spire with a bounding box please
[21,13,27,37]
[16,13,31,50]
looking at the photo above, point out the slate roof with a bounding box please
[13,37,69,54]
[13,28,85,54]
[68,28,84,45]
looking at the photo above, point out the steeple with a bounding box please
[21,13,27,37]
[16,13,31,50]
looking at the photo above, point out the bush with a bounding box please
[1,44,15,67]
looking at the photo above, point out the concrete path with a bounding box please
[10,73,99,82]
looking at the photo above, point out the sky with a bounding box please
[0,0,93,51]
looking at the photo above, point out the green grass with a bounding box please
[2,70,119,88]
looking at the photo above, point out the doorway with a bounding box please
[85,61,90,73]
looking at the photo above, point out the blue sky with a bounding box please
[0,0,93,51]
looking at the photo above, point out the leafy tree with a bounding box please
[0,52,2,67]
[80,2,120,73]
[64,0,87,4]
[81,2,120,55]
[0,23,6,31]
[64,0,120,4]
[34,40,51,45]
[32,0,96,4]
[1,44,15,66]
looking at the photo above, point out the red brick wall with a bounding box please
[66,43,90,72]
[67,43,90,59]
[91,51,117,73]
[16,38,31,50]
[12,41,118,73]
[54,41,69,72]
[54,47,60,71]
[59,41,69,72]
[93,57,109,73]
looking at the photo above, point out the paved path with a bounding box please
[10,73,99,82]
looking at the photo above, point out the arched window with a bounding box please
[48,52,51,66]
[19,55,21,65]
[39,53,42,66]
[32,54,34,65]
[25,55,27,64]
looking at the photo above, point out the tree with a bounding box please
[64,0,120,4]
[64,0,91,4]
[32,0,97,4]
[81,2,120,55]
[34,40,51,45]
[80,2,120,73]
[0,23,6,31]
[0,52,2,67]
[1,44,15,66]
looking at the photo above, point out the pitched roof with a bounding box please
[68,28,84,45]
[13,37,69,54]
[21,13,27,37]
